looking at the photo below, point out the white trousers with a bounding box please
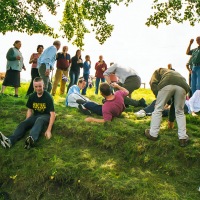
[150,85,188,139]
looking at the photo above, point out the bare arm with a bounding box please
[111,82,129,95]
[186,39,194,55]
[85,117,105,123]
[26,109,33,119]
[45,111,56,139]
[29,54,34,64]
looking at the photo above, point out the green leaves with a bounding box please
[146,0,200,27]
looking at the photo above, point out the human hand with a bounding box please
[190,39,194,45]
[192,112,198,117]
[168,121,174,129]
[85,117,94,122]
[45,130,52,139]
[45,69,50,76]
[110,82,119,88]
[16,56,21,60]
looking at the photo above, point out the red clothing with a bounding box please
[95,61,107,78]
[102,90,128,121]
[31,53,40,68]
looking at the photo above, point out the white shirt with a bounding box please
[185,90,200,113]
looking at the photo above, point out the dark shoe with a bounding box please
[76,99,87,104]
[144,129,157,141]
[179,138,189,147]
[13,94,19,98]
[0,132,11,148]
[24,136,34,149]
[139,98,147,107]
[78,104,91,115]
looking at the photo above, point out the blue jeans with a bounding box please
[95,77,105,94]
[83,102,103,116]
[82,74,89,95]
[191,65,200,94]
[9,114,50,145]
[67,70,80,92]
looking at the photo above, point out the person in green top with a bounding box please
[0,77,56,150]
[186,36,200,95]
[145,68,190,147]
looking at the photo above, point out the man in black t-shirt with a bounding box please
[0,77,56,149]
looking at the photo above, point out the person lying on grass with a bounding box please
[76,82,129,123]
[0,77,56,150]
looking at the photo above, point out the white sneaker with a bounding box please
[0,132,11,148]
[135,110,146,118]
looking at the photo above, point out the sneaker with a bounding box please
[179,137,189,147]
[76,99,87,104]
[78,104,91,115]
[135,110,146,118]
[139,98,147,107]
[24,136,34,149]
[0,132,11,148]
[144,129,157,141]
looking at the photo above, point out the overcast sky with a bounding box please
[0,0,199,87]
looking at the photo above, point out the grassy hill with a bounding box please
[0,82,200,200]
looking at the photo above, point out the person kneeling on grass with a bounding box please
[77,82,129,122]
[0,77,56,150]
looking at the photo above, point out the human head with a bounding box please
[99,55,103,61]
[196,36,200,46]
[13,40,21,49]
[75,49,81,58]
[85,55,90,61]
[168,64,172,69]
[33,77,44,95]
[110,62,114,66]
[78,79,86,90]
[62,46,68,52]
[53,40,61,50]
[100,83,111,97]
[37,45,44,53]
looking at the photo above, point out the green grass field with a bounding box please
[0,82,200,200]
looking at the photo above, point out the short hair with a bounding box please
[13,40,21,46]
[78,79,85,84]
[110,62,114,66]
[100,83,111,96]
[37,45,44,52]
[33,77,43,83]
[85,55,90,59]
[53,40,61,46]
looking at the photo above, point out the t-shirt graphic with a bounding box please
[33,103,47,112]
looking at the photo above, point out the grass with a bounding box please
[0,82,200,200]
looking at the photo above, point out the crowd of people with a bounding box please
[0,36,200,149]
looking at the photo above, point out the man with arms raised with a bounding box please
[0,77,56,149]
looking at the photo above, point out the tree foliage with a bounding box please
[1,0,200,48]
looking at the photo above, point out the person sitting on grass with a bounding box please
[65,79,90,108]
[77,82,129,123]
[0,77,56,150]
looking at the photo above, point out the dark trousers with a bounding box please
[8,114,50,145]
[26,68,39,95]
[82,74,89,95]
[83,102,103,116]
[67,70,80,93]
[95,77,105,94]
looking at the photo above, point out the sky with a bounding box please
[0,0,199,87]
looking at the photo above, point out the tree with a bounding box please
[1,0,200,48]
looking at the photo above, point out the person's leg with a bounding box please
[82,74,89,95]
[101,78,105,83]
[68,93,90,108]
[191,66,197,95]
[123,76,141,97]
[124,97,139,106]
[67,71,75,93]
[29,114,50,141]
[14,87,19,96]
[60,70,68,95]
[38,64,49,91]
[52,69,62,95]
[83,102,103,116]
[1,85,6,94]
[8,116,37,145]
[195,66,200,90]
[95,78,100,94]
[150,85,175,138]
[74,72,80,85]
[173,86,188,139]
[143,100,156,113]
